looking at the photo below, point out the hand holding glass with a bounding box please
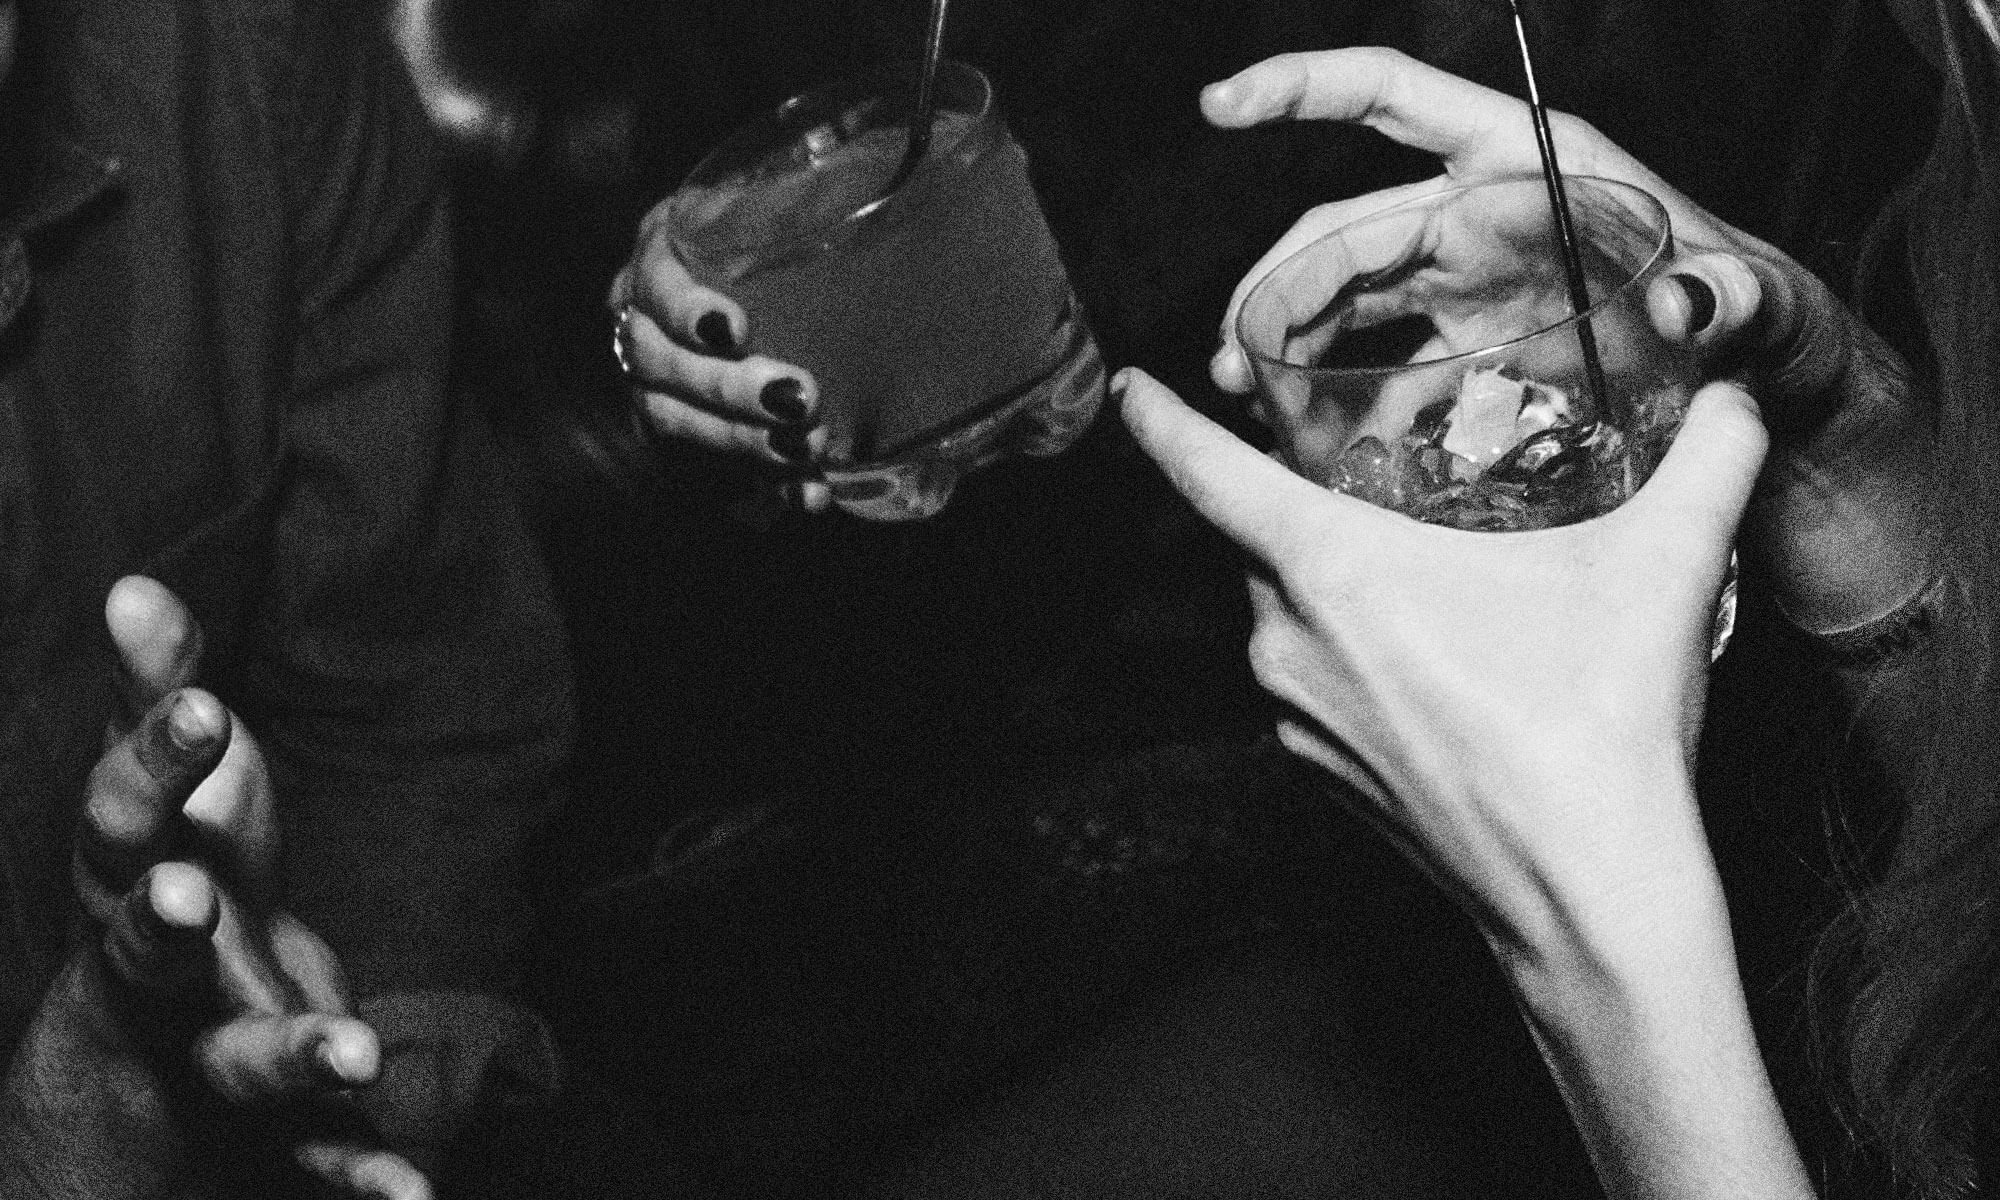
[667,62,1104,521]
[1238,175,1696,532]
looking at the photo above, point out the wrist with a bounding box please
[1479,867,1815,1199]
[1459,756,1723,980]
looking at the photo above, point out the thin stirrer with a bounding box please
[1504,0,1608,411]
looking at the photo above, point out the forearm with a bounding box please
[1481,785,1816,1199]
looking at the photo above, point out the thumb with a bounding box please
[1625,380,1768,543]
[106,576,205,715]
[1117,366,1340,567]
[1646,249,1857,442]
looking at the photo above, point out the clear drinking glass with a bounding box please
[1236,175,1734,650]
[667,62,1105,521]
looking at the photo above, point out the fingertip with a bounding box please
[106,576,201,693]
[1636,378,1769,526]
[133,688,228,779]
[1210,342,1253,394]
[146,861,220,935]
[1199,78,1248,125]
[696,309,743,358]
[102,861,216,989]
[314,1021,381,1087]
[1110,366,1156,428]
[1648,254,1762,352]
[795,479,833,513]
[104,574,174,631]
[1645,272,1712,344]
[1685,377,1769,449]
[167,689,228,754]
[296,1145,433,1200]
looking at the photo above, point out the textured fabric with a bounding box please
[0,0,574,1137]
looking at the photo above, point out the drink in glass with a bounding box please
[667,62,1105,520]
[1236,175,1733,648]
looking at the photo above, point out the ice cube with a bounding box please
[1512,379,1575,441]
[1441,367,1526,470]
[1328,435,1406,508]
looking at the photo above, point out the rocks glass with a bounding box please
[1235,175,1733,650]
[667,62,1105,521]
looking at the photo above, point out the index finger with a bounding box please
[1200,48,1668,196]
[626,223,748,358]
[1116,367,1346,568]
[1200,48,1526,163]
[78,690,231,915]
[106,575,205,725]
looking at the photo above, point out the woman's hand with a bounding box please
[1204,48,1935,635]
[610,198,833,511]
[1119,366,1764,949]
[2,578,428,1200]
[1121,367,1814,1198]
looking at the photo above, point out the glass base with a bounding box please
[1711,551,1739,661]
[822,297,1105,521]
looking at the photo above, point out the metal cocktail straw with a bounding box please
[881,0,952,197]
[1505,0,1608,410]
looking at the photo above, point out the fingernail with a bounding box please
[696,311,737,357]
[314,1038,342,1080]
[1108,367,1132,401]
[166,694,220,753]
[1671,273,1717,334]
[760,377,811,424]
[146,865,219,935]
[768,425,814,462]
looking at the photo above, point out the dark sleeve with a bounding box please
[231,3,576,1006]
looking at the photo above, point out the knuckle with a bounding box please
[1354,45,1409,74]
[1245,625,1297,689]
[1546,110,1599,147]
[85,766,152,846]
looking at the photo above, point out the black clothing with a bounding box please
[0,0,574,1135]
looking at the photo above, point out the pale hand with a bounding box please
[1204,47,1935,634]
[1120,366,1814,1198]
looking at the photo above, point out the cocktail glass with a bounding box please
[1235,175,1733,651]
[667,62,1104,521]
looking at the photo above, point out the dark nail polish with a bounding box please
[760,377,811,424]
[696,311,737,356]
[769,426,814,462]
[1672,274,1717,334]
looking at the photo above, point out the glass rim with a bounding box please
[667,60,996,264]
[1235,174,1675,380]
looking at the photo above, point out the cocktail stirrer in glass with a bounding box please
[880,0,952,198]
[1505,0,1608,410]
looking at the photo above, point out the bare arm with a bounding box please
[1119,362,1813,1198]
[1490,774,1813,1200]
